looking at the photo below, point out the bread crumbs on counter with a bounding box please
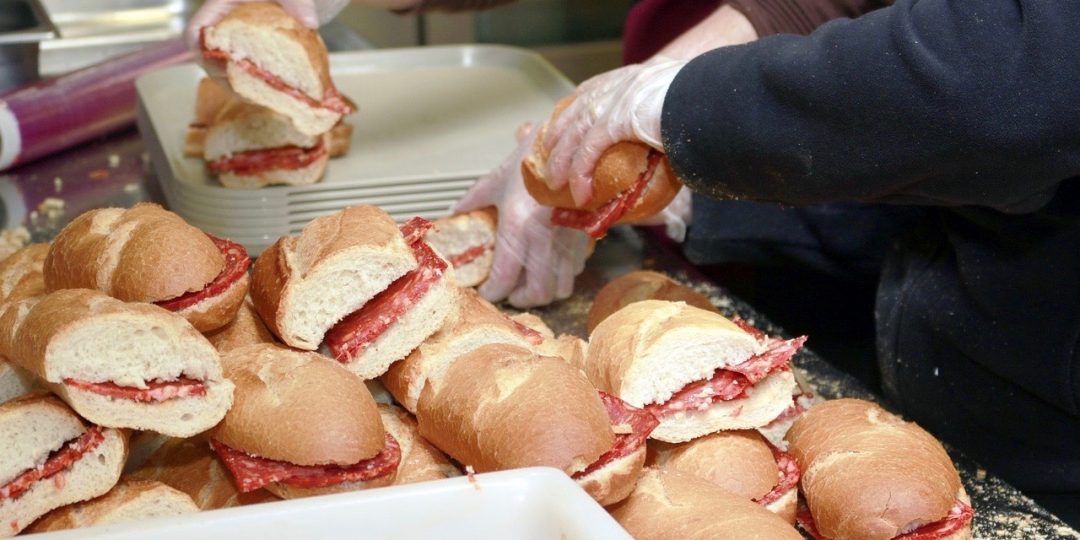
[108,154,120,168]
[53,177,62,193]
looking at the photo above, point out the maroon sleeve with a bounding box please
[727,0,893,36]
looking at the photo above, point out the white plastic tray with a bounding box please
[30,468,631,539]
[136,45,575,255]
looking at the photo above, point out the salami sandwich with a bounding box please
[648,430,800,523]
[0,394,127,537]
[584,300,805,443]
[586,270,719,334]
[523,96,682,239]
[0,289,235,437]
[43,204,251,333]
[25,479,199,534]
[210,344,401,499]
[0,243,48,404]
[417,344,658,506]
[424,207,497,288]
[381,288,537,413]
[609,468,804,540]
[199,2,355,137]
[509,312,589,370]
[786,399,974,540]
[252,206,454,379]
[204,297,277,355]
[377,403,460,486]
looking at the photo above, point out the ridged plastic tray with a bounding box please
[136,45,574,255]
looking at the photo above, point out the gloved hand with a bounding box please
[186,0,350,51]
[455,124,591,308]
[540,57,688,207]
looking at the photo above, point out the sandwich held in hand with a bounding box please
[424,207,497,288]
[199,2,355,137]
[252,206,454,379]
[584,300,805,442]
[0,289,235,437]
[43,203,251,333]
[25,479,199,534]
[0,394,127,538]
[523,96,681,239]
[210,344,400,499]
[786,398,974,540]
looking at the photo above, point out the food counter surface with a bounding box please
[2,129,1077,539]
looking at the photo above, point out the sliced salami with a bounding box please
[573,392,659,479]
[726,336,807,384]
[797,499,974,540]
[0,427,104,501]
[448,244,492,268]
[550,150,662,239]
[156,235,250,312]
[211,434,401,493]
[207,140,327,176]
[756,444,800,506]
[64,377,207,403]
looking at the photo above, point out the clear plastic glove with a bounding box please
[455,124,591,308]
[631,186,693,242]
[185,0,350,51]
[541,57,687,207]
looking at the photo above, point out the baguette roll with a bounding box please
[129,437,278,510]
[425,207,496,288]
[0,394,128,537]
[587,270,719,333]
[0,244,47,404]
[585,300,802,442]
[0,289,234,437]
[204,296,276,355]
[381,288,533,413]
[785,399,973,540]
[25,479,199,533]
[43,204,250,332]
[251,205,415,350]
[609,468,803,540]
[210,344,398,499]
[377,403,459,486]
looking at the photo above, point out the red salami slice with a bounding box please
[797,499,974,540]
[64,377,207,403]
[448,244,492,268]
[726,336,807,383]
[505,315,544,346]
[573,392,659,479]
[156,235,251,312]
[325,219,447,362]
[756,444,800,506]
[551,149,662,239]
[211,434,401,493]
[731,317,767,341]
[207,140,328,176]
[201,31,354,115]
[0,427,104,501]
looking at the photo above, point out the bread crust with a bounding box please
[609,468,803,540]
[653,430,779,502]
[0,243,47,305]
[205,296,277,354]
[426,207,497,288]
[575,444,646,507]
[378,403,459,486]
[587,271,718,334]
[213,343,384,466]
[785,399,964,540]
[416,344,613,476]
[25,479,199,533]
[44,204,223,303]
[175,272,250,333]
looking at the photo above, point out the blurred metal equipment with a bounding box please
[0,0,55,92]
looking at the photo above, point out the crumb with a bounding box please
[29,198,66,236]
[108,154,120,168]
[53,177,62,193]
[933,367,940,376]
[123,183,140,194]
[976,468,987,481]
[0,227,30,261]
[465,465,480,491]
[89,169,109,181]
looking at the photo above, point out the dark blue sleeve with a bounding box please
[661,0,1080,212]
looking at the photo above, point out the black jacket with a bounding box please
[661,0,1080,516]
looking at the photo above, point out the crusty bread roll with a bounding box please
[0,289,234,437]
[381,288,533,413]
[521,96,681,231]
[377,403,459,486]
[194,76,234,127]
[211,343,396,499]
[43,204,249,332]
[785,399,973,540]
[425,207,497,288]
[200,2,353,136]
[609,468,803,540]
[251,205,416,350]
[587,270,718,333]
[585,300,799,442]
[204,297,276,355]
[25,479,199,533]
[128,437,278,510]
[417,344,614,477]
[0,394,128,537]
[0,243,47,404]
[648,430,798,523]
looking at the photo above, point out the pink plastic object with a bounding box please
[0,39,193,171]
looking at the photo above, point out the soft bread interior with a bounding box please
[204,103,317,160]
[0,428,126,537]
[27,480,200,533]
[651,370,798,443]
[425,215,495,288]
[0,398,86,487]
[218,155,328,189]
[0,362,38,405]
[61,379,234,438]
[225,62,339,137]
[204,13,323,98]
[575,443,647,507]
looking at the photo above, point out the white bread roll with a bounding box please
[0,394,127,537]
[25,479,199,533]
[0,289,234,437]
[786,399,972,540]
[609,468,803,540]
[585,300,798,442]
[425,208,496,288]
[201,2,352,136]
[586,270,718,334]
[377,404,459,486]
[204,296,277,355]
[251,205,416,350]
